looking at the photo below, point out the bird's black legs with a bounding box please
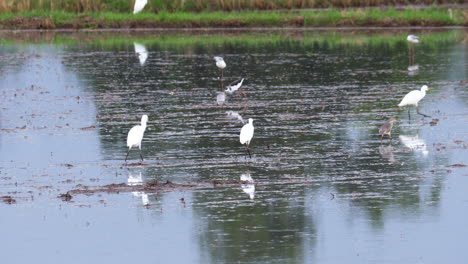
[245,145,252,159]
[125,148,131,162]
[408,107,411,120]
[416,106,430,118]
[220,69,224,88]
[139,148,144,161]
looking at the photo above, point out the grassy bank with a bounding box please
[0,0,466,12]
[0,7,466,29]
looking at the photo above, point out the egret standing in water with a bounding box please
[398,85,431,119]
[125,115,148,162]
[133,0,148,14]
[379,117,397,142]
[214,56,226,84]
[240,118,254,159]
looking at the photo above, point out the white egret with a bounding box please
[240,118,254,158]
[398,85,431,119]
[125,115,148,162]
[214,56,226,80]
[379,117,397,142]
[133,42,148,66]
[240,173,255,199]
[133,0,148,14]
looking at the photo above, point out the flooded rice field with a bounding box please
[0,29,467,263]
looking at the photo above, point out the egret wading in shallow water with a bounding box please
[133,0,148,14]
[226,78,248,101]
[125,115,148,162]
[214,56,226,85]
[379,117,397,142]
[398,85,431,119]
[240,118,254,159]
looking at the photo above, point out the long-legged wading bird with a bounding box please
[133,0,148,14]
[226,78,247,100]
[379,117,397,142]
[125,115,148,162]
[214,56,226,80]
[398,85,431,119]
[240,118,254,159]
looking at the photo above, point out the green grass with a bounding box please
[0,8,466,29]
[0,27,462,51]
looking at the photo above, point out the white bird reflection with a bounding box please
[134,42,148,66]
[216,91,226,105]
[127,171,150,206]
[240,173,255,200]
[226,110,245,124]
[407,64,419,76]
[399,135,429,157]
[378,145,396,164]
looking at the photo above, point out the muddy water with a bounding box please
[0,29,467,263]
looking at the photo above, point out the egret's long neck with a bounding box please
[420,89,426,96]
[141,122,147,129]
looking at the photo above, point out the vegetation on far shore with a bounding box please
[0,0,466,12]
[0,1,466,29]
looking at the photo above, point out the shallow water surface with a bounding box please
[0,29,467,263]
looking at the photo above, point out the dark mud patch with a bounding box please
[447,164,467,168]
[79,125,96,131]
[66,181,196,197]
[58,192,73,202]
[61,179,316,199]
[1,195,16,204]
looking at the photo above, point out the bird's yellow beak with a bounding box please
[427,88,432,92]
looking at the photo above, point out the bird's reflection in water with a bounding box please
[133,42,148,66]
[216,91,226,105]
[226,110,245,124]
[127,170,150,206]
[399,135,429,157]
[379,145,396,164]
[240,172,255,200]
[407,64,419,76]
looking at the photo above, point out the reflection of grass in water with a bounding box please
[0,29,463,51]
[68,30,465,52]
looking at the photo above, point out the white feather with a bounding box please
[240,118,254,146]
[127,115,148,149]
[398,85,428,107]
[133,0,148,14]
